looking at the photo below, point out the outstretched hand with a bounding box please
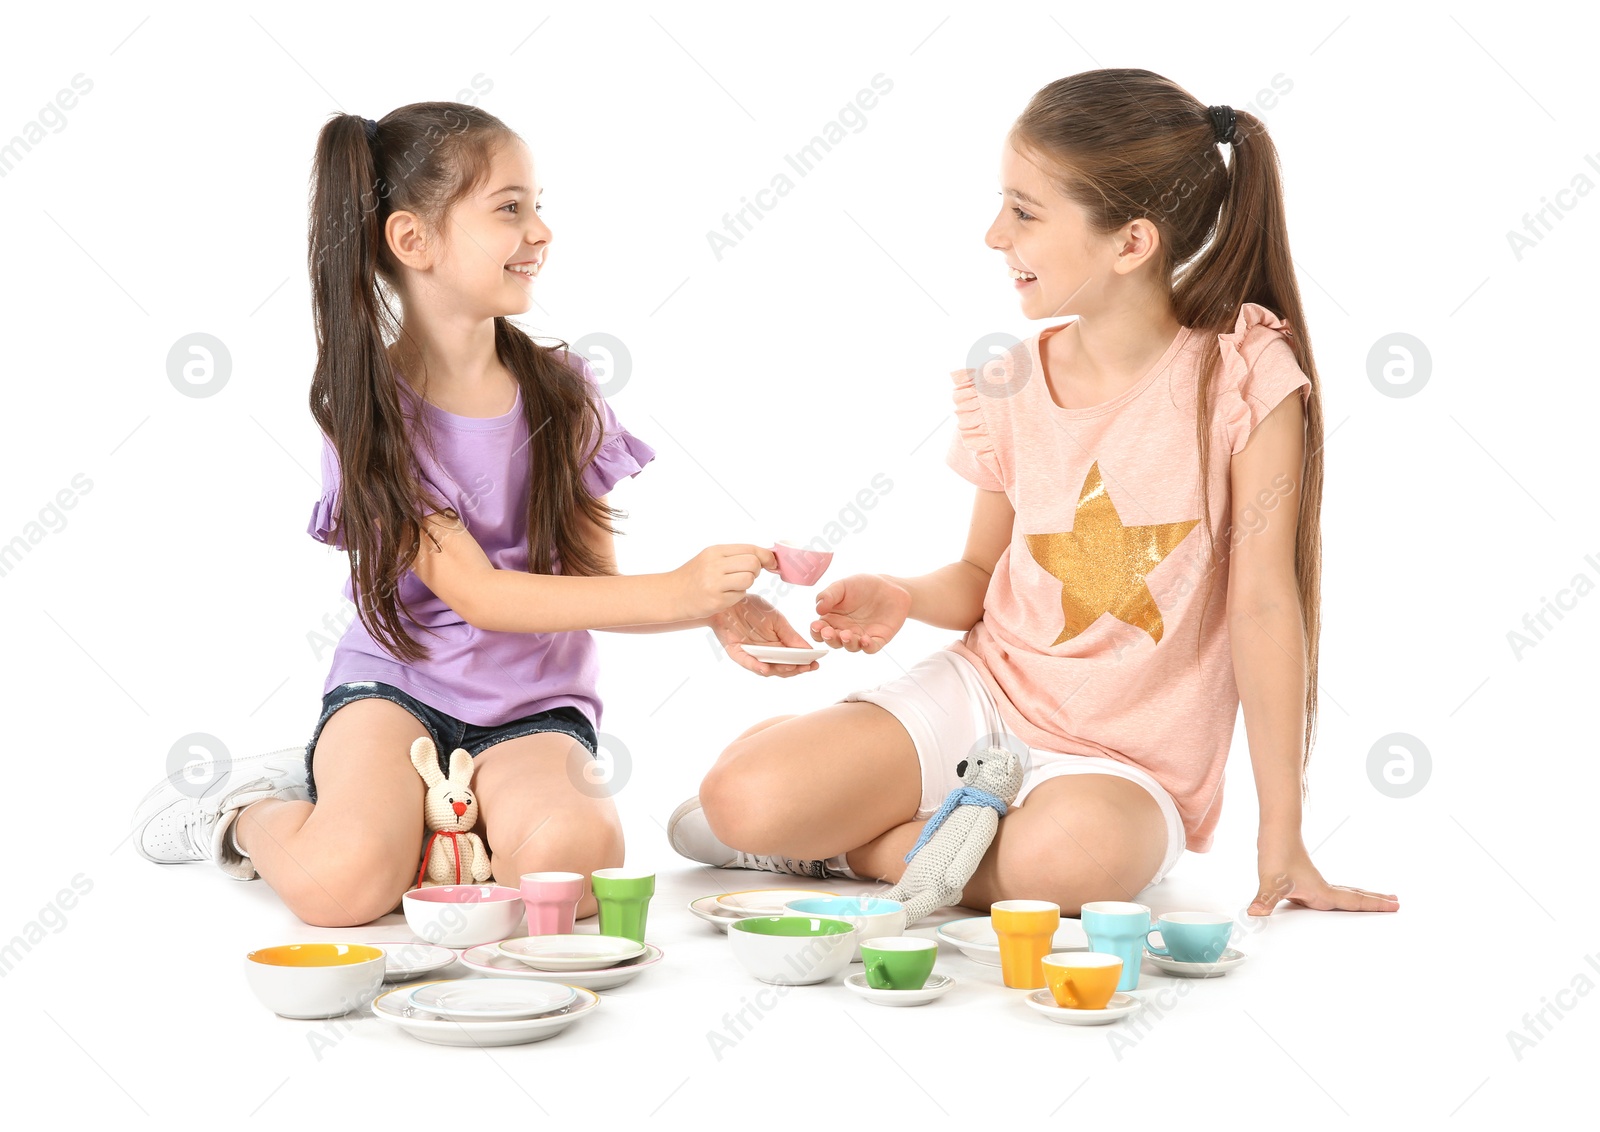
[709,595,819,678]
[1248,838,1399,916]
[809,574,912,654]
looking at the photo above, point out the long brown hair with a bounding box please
[306,102,616,664]
[1010,69,1324,795]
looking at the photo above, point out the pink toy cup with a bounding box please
[771,542,833,586]
[519,871,586,936]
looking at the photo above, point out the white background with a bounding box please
[2,1,1595,1125]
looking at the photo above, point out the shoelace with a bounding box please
[173,805,217,859]
[733,851,828,878]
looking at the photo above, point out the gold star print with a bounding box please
[1024,461,1199,647]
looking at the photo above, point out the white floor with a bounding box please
[10,810,1581,1126]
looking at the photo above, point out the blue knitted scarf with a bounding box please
[904,786,1009,863]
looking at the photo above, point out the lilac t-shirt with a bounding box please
[307,354,656,728]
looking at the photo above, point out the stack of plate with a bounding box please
[687,888,836,933]
[370,978,598,1046]
[456,935,665,991]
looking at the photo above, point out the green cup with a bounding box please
[591,868,655,944]
[860,936,937,990]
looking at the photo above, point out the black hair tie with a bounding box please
[1207,105,1236,146]
[363,116,378,142]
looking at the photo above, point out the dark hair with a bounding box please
[1010,69,1325,795]
[306,102,616,664]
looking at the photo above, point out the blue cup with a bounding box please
[1079,900,1150,991]
[1145,912,1233,964]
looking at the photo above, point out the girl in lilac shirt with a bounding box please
[132,103,815,926]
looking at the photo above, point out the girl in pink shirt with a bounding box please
[672,69,1399,921]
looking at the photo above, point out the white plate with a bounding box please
[934,915,1088,966]
[370,942,457,982]
[1025,989,1142,1025]
[407,977,577,1021]
[496,934,646,971]
[713,887,837,917]
[460,942,664,990]
[740,645,826,664]
[844,971,954,1007]
[372,981,598,1047]
[688,895,747,932]
[1144,946,1249,977]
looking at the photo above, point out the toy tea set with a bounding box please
[243,735,663,1046]
[243,544,1247,1041]
[690,747,1250,1025]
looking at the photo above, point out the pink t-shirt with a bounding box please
[944,302,1312,853]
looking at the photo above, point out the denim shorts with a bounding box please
[304,680,599,804]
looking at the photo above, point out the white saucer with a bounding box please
[1025,989,1142,1025]
[844,972,954,1007]
[496,934,646,971]
[710,887,837,918]
[740,645,827,664]
[688,895,747,932]
[934,915,1088,966]
[406,977,577,1021]
[369,942,456,982]
[1144,946,1249,977]
[460,942,663,990]
[372,981,598,1047]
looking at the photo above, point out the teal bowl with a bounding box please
[783,896,908,961]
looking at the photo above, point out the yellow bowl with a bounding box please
[244,943,386,1019]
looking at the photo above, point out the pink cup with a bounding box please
[519,871,586,936]
[771,542,834,586]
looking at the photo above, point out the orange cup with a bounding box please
[1042,952,1123,1009]
[990,899,1061,989]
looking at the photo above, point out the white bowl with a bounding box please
[783,896,908,962]
[244,943,386,1019]
[728,916,856,985]
[402,885,525,949]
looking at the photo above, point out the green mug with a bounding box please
[591,868,655,944]
[860,937,937,990]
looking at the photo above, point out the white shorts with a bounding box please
[842,647,1185,886]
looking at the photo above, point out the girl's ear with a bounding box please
[410,737,445,788]
[447,747,473,786]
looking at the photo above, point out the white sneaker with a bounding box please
[131,747,311,881]
[667,795,851,880]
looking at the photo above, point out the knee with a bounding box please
[276,847,414,928]
[698,749,784,853]
[994,812,1159,914]
[491,807,624,880]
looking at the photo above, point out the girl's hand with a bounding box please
[810,574,911,654]
[1248,835,1399,916]
[668,544,779,621]
[709,595,820,678]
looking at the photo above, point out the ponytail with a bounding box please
[306,104,616,665]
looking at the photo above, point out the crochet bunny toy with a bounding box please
[410,736,492,887]
[880,746,1024,923]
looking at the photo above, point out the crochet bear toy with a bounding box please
[880,746,1024,923]
[410,736,492,887]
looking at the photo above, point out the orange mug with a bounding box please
[1042,952,1123,1009]
[990,899,1061,989]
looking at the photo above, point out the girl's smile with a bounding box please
[505,256,544,282]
